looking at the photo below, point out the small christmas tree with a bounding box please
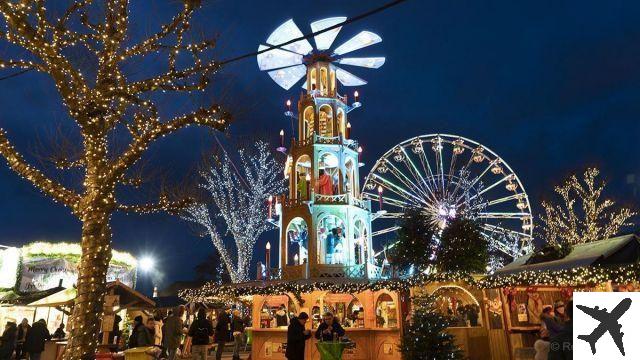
[400,295,464,360]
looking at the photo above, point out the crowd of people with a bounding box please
[126,305,249,360]
[534,300,573,360]
[0,318,64,360]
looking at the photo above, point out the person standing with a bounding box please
[0,321,17,360]
[164,305,186,360]
[549,301,573,360]
[188,308,214,360]
[15,319,30,359]
[52,323,65,339]
[231,310,245,360]
[275,305,289,327]
[314,312,345,342]
[285,312,311,360]
[24,319,50,360]
[152,312,163,347]
[214,308,231,360]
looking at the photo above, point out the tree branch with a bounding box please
[0,128,81,211]
[110,105,229,179]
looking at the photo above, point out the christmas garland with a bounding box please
[477,262,640,288]
[181,271,475,302]
[182,263,640,302]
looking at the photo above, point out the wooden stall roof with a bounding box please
[0,286,65,306]
[495,234,640,275]
[23,280,155,308]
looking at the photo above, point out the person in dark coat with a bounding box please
[15,319,29,359]
[285,312,311,360]
[231,310,245,360]
[130,316,154,348]
[549,301,573,360]
[314,312,345,342]
[188,308,214,360]
[275,304,289,327]
[52,323,65,339]
[0,321,18,360]
[214,308,231,360]
[23,319,51,360]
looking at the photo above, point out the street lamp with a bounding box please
[139,256,155,273]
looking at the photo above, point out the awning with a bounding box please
[28,288,77,307]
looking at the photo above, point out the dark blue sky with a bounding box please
[1,0,639,292]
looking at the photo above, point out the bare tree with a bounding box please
[182,140,285,283]
[539,168,636,247]
[0,1,229,358]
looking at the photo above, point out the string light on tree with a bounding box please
[0,2,230,358]
[539,167,636,249]
[181,141,285,283]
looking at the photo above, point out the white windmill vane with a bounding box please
[257,17,386,90]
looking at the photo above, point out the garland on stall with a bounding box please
[477,262,640,289]
[180,271,475,302]
[181,263,640,302]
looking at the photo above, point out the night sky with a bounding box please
[1,0,639,293]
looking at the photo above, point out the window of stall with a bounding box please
[432,285,482,328]
[311,293,364,329]
[259,294,298,328]
[375,293,398,328]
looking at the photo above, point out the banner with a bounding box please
[19,257,136,292]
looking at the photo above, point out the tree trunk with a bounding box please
[63,134,114,360]
[62,207,113,360]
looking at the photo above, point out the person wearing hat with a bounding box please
[542,303,564,339]
[285,312,311,360]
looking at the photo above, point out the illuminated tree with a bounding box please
[181,141,285,283]
[400,295,464,360]
[539,168,636,248]
[0,1,229,358]
[437,218,488,273]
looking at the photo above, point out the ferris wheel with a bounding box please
[362,134,534,258]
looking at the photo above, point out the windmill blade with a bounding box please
[266,19,313,55]
[335,66,367,86]
[336,57,386,69]
[310,17,346,50]
[257,45,303,71]
[267,64,307,90]
[332,31,382,56]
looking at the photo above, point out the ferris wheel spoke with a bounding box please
[415,142,439,192]
[385,158,433,202]
[448,156,476,200]
[371,226,401,237]
[399,146,438,202]
[482,194,522,207]
[456,160,494,204]
[371,174,426,206]
[481,232,516,256]
[468,175,510,202]
[481,224,532,239]
[478,212,530,219]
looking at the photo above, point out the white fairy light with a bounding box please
[181,141,285,283]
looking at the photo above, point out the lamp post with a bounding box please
[378,185,384,210]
